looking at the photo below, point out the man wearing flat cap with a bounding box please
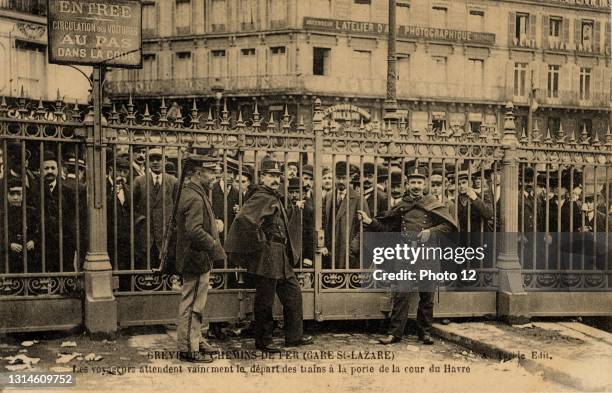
[225,156,313,353]
[358,166,457,345]
[455,168,494,233]
[175,151,226,363]
[133,148,178,270]
[322,161,370,269]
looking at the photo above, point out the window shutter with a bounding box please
[562,17,570,46]
[542,15,549,49]
[574,19,581,48]
[529,14,536,43]
[508,12,516,45]
[594,21,601,53]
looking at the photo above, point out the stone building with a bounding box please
[105,0,611,137]
[0,0,90,102]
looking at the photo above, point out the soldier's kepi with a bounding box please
[225,157,314,353]
[358,165,458,346]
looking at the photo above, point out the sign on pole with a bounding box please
[47,0,142,67]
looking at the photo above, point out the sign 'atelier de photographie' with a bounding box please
[304,17,496,45]
[47,0,142,67]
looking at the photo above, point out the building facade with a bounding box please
[105,0,611,137]
[0,0,90,102]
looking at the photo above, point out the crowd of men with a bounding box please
[1,141,610,276]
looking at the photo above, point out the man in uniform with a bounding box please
[358,166,457,345]
[175,151,226,363]
[225,157,313,353]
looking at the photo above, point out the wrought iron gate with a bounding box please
[1,93,610,332]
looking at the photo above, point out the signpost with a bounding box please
[47,0,142,334]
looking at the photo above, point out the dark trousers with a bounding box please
[252,273,303,346]
[389,290,434,338]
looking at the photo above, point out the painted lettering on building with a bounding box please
[323,104,372,123]
[304,17,495,46]
[48,0,142,67]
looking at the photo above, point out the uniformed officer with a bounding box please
[175,151,226,363]
[357,166,457,345]
[225,157,313,353]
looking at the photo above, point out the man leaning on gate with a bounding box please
[224,156,313,353]
[358,165,458,345]
[175,151,226,363]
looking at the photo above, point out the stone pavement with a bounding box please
[0,323,576,393]
[432,321,612,392]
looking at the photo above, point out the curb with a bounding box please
[431,324,606,392]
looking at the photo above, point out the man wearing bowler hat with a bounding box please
[322,161,369,269]
[133,148,178,270]
[225,156,313,353]
[361,163,388,215]
[176,151,226,363]
[358,166,457,345]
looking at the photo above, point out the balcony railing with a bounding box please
[0,0,46,15]
[107,75,609,108]
[105,75,304,96]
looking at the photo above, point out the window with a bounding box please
[211,0,226,31]
[210,50,226,78]
[469,121,482,133]
[269,46,287,75]
[142,54,157,80]
[468,10,484,32]
[549,17,561,46]
[467,58,484,87]
[432,119,446,132]
[515,13,529,42]
[580,67,591,100]
[514,62,527,97]
[142,2,156,34]
[175,0,191,34]
[15,41,45,96]
[353,0,371,21]
[431,6,447,29]
[240,0,257,30]
[175,52,192,79]
[581,20,594,49]
[432,56,447,82]
[397,2,410,25]
[239,48,257,76]
[269,0,286,28]
[547,117,560,135]
[313,47,331,76]
[397,54,410,84]
[352,50,371,78]
[547,64,560,98]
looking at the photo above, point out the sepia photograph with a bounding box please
[0,0,611,391]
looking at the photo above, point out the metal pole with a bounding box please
[384,0,398,117]
[527,70,534,135]
[83,65,117,335]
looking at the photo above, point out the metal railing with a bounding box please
[0,0,46,15]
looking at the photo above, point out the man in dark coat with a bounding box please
[175,151,226,363]
[456,170,494,233]
[322,161,369,269]
[133,148,178,270]
[361,163,388,216]
[39,151,79,272]
[225,157,313,353]
[358,166,457,345]
[286,177,315,267]
[107,156,143,274]
[0,178,39,273]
